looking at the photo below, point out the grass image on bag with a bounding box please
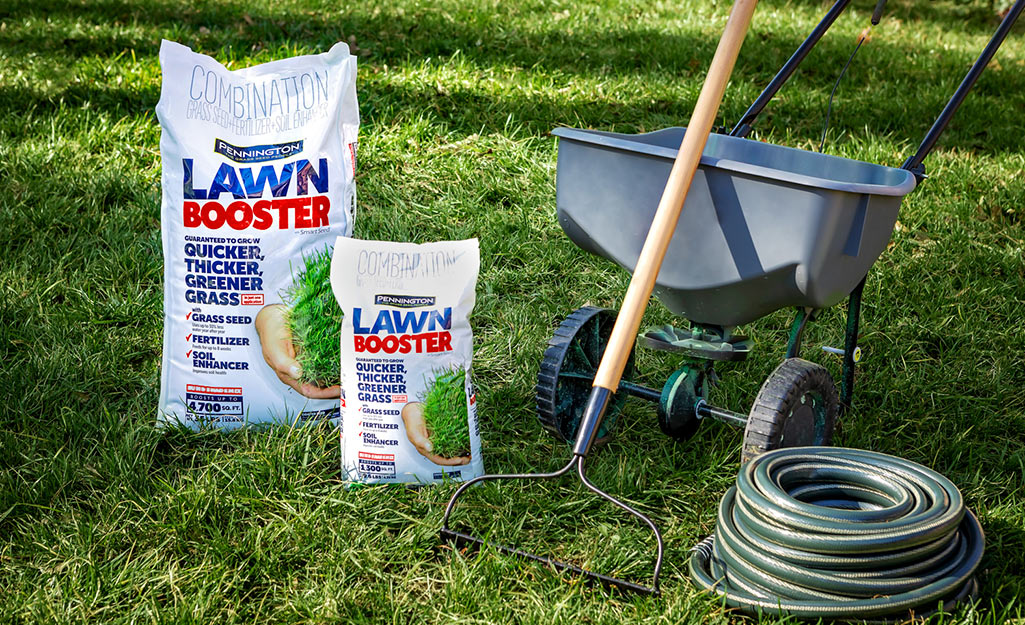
[286,246,343,388]
[420,367,470,458]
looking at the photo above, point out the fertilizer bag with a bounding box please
[331,238,483,484]
[156,40,358,429]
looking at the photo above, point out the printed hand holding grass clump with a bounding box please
[285,246,343,388]
[420,367,470,459]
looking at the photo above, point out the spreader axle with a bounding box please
[694,399,748,427]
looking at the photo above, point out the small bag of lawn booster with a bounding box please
[156,40,358,429]
[330,238,483,484]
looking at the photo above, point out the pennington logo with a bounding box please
[214,138,304,163]
[375,294,436,308]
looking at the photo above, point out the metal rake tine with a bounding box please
[577,456,665,595]
[440,455,664,596]
[440,527,660,595]
[441,456,578,531]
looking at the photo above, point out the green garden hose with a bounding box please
[690,447,984,620]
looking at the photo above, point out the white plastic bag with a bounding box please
[156,40,358,429]
[331,238,483,483]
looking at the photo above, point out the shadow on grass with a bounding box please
[0,0,1017,79]
[5,0,1022,53]
[151,420,341,471]
[2,0,1023,158]
[977,514,1025,607]
[2,51,1024,161]
[784,0,1024,33]
[0,404,341,532]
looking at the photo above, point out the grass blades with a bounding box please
[1,0,1024,623]
[285,246,342,387]
[420,367,470,458]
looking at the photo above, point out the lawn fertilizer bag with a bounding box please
[156,40,358,429]
[330,238,483,484]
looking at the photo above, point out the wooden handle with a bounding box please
[593,0,758,391]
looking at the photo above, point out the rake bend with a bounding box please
[440,455,666,595]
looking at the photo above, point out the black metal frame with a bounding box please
[902,0,1025,177]
[441,0,1025,595]
[737,0,1024,414]
[730,0,855,138]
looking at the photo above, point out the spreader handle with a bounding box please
[591,0,758,393]
[871,0,887,25]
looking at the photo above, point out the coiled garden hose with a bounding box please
[690,447,984,620]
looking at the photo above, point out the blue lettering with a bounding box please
[207,163,246,199]
[252,81,268,118]
[269,81,284,116]
[314,71,329,102]
[392,311,428,333]
[232,85,245,119]
[429,308,452,330]
[353,308,453,335]
[182,159,206,200]
[353,308,370,335]
[295,159,329,195]
[370,311,396,334]
[189,65,204,100]
[240,163,293,198]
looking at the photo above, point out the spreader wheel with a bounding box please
[741,358,838,464]
[536,306,635,445]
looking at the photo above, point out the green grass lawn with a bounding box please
[2,0,1024,622]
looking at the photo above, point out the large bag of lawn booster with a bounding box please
[156,40,358,429]
[330,238,483,484]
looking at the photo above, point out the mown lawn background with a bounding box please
[1,0,1024,622]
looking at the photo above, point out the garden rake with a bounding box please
[441,0,760,595]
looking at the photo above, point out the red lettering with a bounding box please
[273,199,291,229]
[293,197,313,228]
[226,201,253,229]
[353,331,454,354]
[183,201,202,227]
[201,201,226,228]
[312,196,330,227]
[181,197,331,230]
[253,200,273,230]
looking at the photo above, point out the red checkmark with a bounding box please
[186,333,192,341]
[186,350,192,358]
[186,311,193,320]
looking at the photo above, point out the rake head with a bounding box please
[439,452,664,595]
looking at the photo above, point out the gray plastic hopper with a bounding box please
[553,127,917,327]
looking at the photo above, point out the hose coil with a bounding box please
[690,447,984,620]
